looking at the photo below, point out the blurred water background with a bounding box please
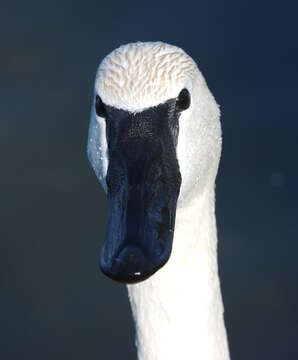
[1,1,298,359]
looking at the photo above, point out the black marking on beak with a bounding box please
[99,99,181,283]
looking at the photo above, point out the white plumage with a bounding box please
[88,42,230,360]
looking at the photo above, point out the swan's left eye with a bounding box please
[176,88,191,111]
[95,95,106,117]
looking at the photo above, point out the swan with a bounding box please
[87,42,230,360]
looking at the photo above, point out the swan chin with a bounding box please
[98,101,181,284]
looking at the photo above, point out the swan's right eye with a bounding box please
[176,88,191,111]
[95,95,106,117]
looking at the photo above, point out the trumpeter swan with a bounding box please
[87,42,230,360]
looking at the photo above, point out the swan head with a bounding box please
[88,42,221,283]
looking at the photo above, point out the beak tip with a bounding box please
[99,245,150,284]
[99,245,153,284]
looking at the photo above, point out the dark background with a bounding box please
[1,0,298,359]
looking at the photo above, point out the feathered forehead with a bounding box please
[95,42,198,112]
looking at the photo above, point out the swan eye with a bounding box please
[176,88,191,111]
[95,95,106,117]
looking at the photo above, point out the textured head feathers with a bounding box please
[95,42,199,112]
[89,41,221,204]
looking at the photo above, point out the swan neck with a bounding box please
[127,186,230,360]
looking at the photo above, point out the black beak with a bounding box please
[99,101,181,283]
